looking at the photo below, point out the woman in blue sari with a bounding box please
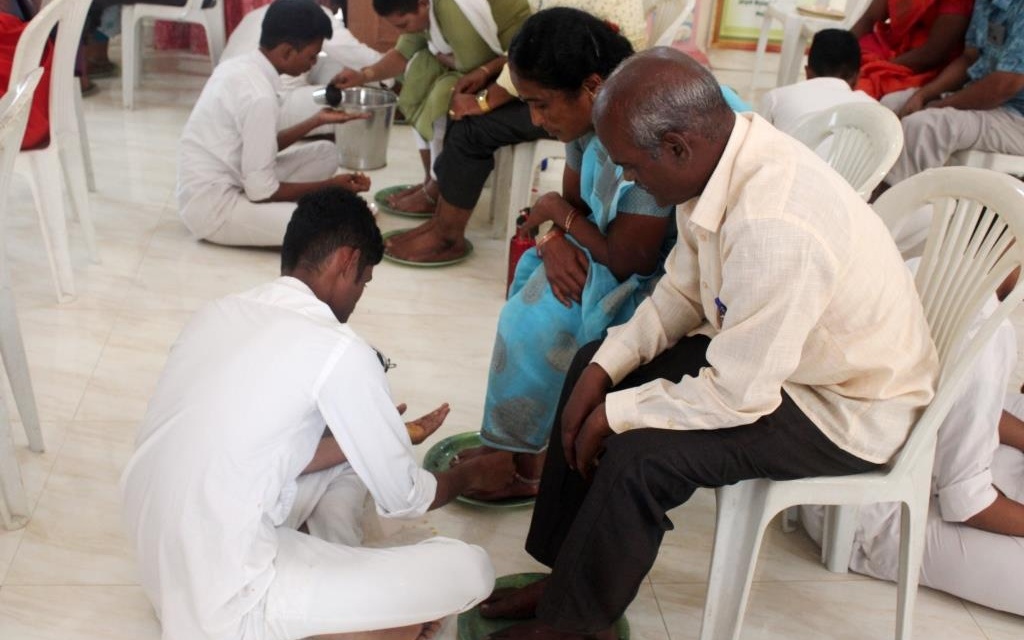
[456,7,675,500]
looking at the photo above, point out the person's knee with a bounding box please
[423,538,495,605]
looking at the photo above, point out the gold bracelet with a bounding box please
[564,208,578,234]
[361,66,376,81]
[535,228,564,257]
[478,64,491,76]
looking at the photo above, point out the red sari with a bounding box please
[0,13,52,149]
[856,0,974,99]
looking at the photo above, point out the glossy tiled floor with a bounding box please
[1,49,1023,640]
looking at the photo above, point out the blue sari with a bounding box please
[479,133,675,453]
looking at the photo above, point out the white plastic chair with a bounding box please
[121,0,226,109]
[790,101,904,200]
[698,166,1024,640]
[948,149,1024,177]
[11,0,99,303]
[749,0,871,94]
[646,0,697,47]
[0,68,46,531]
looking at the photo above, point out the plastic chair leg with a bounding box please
[822,504,857,573]
[74,85,96,193]
[748,12,774,95]
[25,152,76,302]
[0,393,29,530]
[58,134,99,264]
[700,481,772,640]
[775,15,806,87]
[0,287,43,453]
[203,11,226,65]
[122,10,139,109]
[895,500,926,640]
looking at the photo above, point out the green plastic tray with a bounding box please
[422,431,534,508]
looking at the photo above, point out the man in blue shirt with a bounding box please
[886,0,1024,183]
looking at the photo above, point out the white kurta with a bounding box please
[121,278,489,640]
[176,51,338,245]
[757,76,876,137]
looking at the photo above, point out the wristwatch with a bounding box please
[476,88,492,114]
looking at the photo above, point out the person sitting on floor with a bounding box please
[802,264,1024,618]
[219,0,383,137]
[332,0,537,217]
[883,0,1024,187]
[176,0,371,247]
[122,187,516,640]
[758,29,876,136]
[850,0,974,107]
[476,48,938,639]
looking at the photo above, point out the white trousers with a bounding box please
[243,464,494,640]
[205,141,338,247]
[413,117,447,180]
[886,104,1024,184]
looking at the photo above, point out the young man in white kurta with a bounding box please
[176,0,370,248]
[219,2,384,135]
[122,189,509,640]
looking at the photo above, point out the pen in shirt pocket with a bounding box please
[715,296,727,327]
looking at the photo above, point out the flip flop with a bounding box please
[382,229,473,268]
[374,184,434,219]
[422,432,532,507]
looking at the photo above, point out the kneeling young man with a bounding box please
[122,188,512,640]
[177,0,371,247]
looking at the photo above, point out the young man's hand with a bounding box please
[316,108,371,127]
[333,172,371,193]
[404,403,450,444]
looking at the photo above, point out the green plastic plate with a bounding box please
[382,229,473,268]
[422,431,534,508]
[374,184,434,218]
[457,573,630,640]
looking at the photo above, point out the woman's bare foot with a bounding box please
[384,220,435,250]
[385,226,467,263]
[480,576,548,619]
[388,181,438,213]
[451,444,503,465]
[485,620,616,639]
[385,183,425,207]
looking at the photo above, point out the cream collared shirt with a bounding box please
[592,113,939,464]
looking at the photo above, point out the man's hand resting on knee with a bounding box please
[562,363,613,474]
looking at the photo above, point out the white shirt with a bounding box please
[592,113,938,464]
[177,51,283,239]
[758,77,876,136]
[121,277,437,640]
[220,6,383,93]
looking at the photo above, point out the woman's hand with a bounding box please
[331,67,366,90]
[448,92,481,120]
[541,235,589,307]
[523,192,572,230]
[454,67,491,95]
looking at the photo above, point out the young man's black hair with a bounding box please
[281,188,384,276]
[260,0,334,50]
[807,29,862,86]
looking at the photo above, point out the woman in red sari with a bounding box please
[851,0,973,100]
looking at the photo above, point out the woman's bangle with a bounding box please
[478,64,491,76]
[361,66,376,81]
[535,228,564,257]
[563,208,578,234]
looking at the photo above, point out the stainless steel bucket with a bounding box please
[318,87,399,171]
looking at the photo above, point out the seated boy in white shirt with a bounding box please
[177,0,371,247]
[758,28,876,136]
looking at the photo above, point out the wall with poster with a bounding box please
[711,0,778,48]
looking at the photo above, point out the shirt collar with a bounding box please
[252,50,283,92]
[686,112,753,233]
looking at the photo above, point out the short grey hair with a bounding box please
[594,48,731,153]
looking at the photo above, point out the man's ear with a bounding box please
[662,131,691,164]
[336,246,362,280]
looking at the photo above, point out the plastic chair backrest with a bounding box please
[10,0,90,144]
[874,166,1024,474]
[646,0,697,47]
[791,101,903,199]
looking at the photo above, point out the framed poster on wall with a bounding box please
[712,0,781,49]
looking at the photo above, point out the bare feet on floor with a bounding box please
[385,226,467,263]
[484,620,617,640]
[480,576,548,619]
[385,182,424,206]
[387,184,437,213]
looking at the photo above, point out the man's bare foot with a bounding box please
[388,183,437,213]
[480,576,548,619]
[314,619,442,640]
[485,619,616,639]
[385,227,467,263]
